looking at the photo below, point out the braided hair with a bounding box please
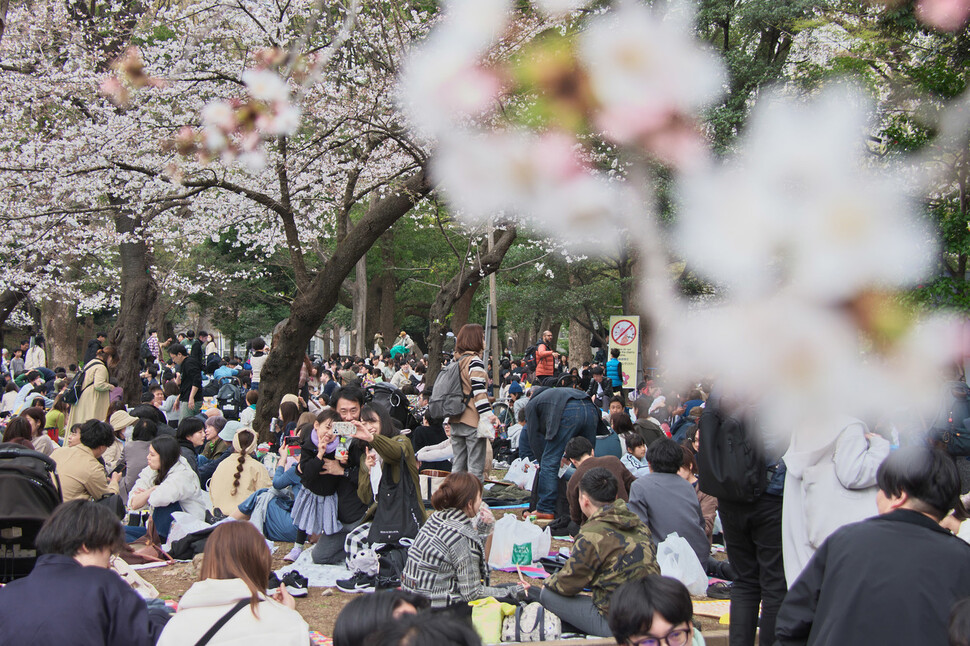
[231,429,255,497]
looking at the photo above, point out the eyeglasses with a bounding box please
[628,628,691,646]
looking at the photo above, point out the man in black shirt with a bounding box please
[169,343,202,421]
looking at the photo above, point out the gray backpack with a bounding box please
[427,358,469,419]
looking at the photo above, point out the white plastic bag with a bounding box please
[161,512,211,553]
[488,514,551,569]
[505,458,538,490]
[656,532,708,596]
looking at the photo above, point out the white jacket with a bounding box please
[782,418,891,583]
[131,457,211,520]
[157,578,309,646]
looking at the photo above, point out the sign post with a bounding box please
[608,315,639,390]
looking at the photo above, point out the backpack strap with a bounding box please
[193,598,250,646]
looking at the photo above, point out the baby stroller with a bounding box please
[0,444,62,582]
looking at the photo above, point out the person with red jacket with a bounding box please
[535,330,559,383]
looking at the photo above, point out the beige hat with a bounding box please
[109,410,139,433]
[231,427,259,455]
[281,393,300,408]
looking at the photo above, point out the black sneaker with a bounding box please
[267,572,282,594]
[282,571,309,597]
[336,571,376,593]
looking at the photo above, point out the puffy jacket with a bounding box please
[157,578,309,646]
[131,456,211,520]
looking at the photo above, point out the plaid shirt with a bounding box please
[402,508,521,608]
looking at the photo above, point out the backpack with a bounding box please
[375,543,409,589]
[366,382,413,430]
[930,381,970,456]
[215,377,245,421]
[62,360,102,406]
[523,342,540,373]
[696,394,766,503]
[139,341,153,361]
[427,358,469,420]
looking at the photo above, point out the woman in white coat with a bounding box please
[129,435,210,541]
[782,417,891,583]
[157,521,309,646]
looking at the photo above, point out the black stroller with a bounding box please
[0,443,62,582]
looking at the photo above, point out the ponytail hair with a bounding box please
[231,429,255,497]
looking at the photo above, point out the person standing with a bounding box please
[169,344,202,421]
[534,330,558,384]
[66,348,118,428]
[526,384,608,518]
[450,324,497,482]
[83,332,107,364]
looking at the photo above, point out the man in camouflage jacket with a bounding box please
[540,467,660,637]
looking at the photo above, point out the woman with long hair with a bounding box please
[157,521,308,645]
[449,324,498,481]
[2,416,34,448]
[129,435,209,540]
[66,346,119,429]
[209,428,271,516]
[402,472,524,608]
[22,406,55,455]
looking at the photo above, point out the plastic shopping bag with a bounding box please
[487,514,551,569]
[656,532,708,596]
[505,458,538,490]
[469,597,516,643]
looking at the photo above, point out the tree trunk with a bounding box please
[0,0,10,46]
[426,225,517,388]
[0,288,27,350]
[42,299,79,369]
[108,207,159,407]
[568,317,592,368]
[253,171,431,441]
[451,283,479,331]
[352,255,367,357]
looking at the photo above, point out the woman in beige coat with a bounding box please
[66,347,119,429]
[209,428,271,515]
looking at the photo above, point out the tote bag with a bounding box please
[368,445,422,544]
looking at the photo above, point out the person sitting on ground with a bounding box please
[565,436,636,527]
[775,446,970,646]
[129,435,210,540]
[238,389,258,427]
[539,467,659,637]
[610,409,636,438]
[586,366,614,410]
[159,381,179,424]
[678,445,718,547]
[122,418,158,501]
[176,417,205,474]
[209,427,271,516]
[402,472,525,607]
[22,406,55,455]
[334,590,429,646]
[628,438,713,575]
[231,443,303,543]
[632,397,667,447]
[621,432,650,477]
[1,416,35,448]
[197,419,237,487]
[0,500,169,646]
[51,419,124,509]
[156,521,308,645]
[608,575,703,646]
[410,410,452,473]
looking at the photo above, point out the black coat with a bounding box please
[775,509,970,646]
[0,553,166,645]
[178,356,203,401]
[586,377,614,402]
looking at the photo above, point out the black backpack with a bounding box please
[62,360,102,405]
[216,377,245,421]
[523,341,540,372]
[139,341,153,361]
[696,394,766,503]
[366,383,413,430]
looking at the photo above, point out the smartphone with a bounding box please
[333,422,356,437]
[284,436,301,447]
[112,462,126,475]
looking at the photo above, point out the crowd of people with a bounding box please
[1,326,970,646]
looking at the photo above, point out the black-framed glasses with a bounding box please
[628,627,691,646]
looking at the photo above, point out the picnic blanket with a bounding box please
[274,548,352,588]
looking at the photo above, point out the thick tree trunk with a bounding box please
[0,288,27,350]
[109,209,159,407]
[426,225,517,388]
[42,299,79,369]
[568,317,592,368]
[253,171,431,441]
[451,283,479,332]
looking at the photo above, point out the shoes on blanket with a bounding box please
[267,571,309,598]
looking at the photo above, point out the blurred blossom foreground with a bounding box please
[399,0,965,440]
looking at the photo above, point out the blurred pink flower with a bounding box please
[915,0,970,31]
